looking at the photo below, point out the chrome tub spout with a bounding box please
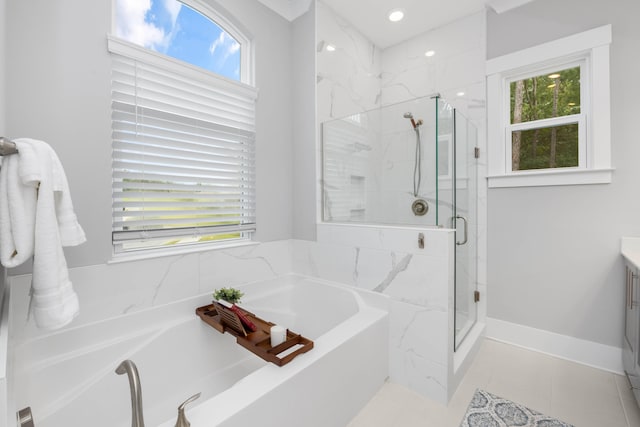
[116,359,145,427]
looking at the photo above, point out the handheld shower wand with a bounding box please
[403,112,424,198]
[403,112,417,129]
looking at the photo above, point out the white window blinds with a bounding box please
[109,38,257,253]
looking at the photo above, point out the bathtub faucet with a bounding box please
[116,359,145,427]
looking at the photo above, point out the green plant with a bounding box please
[213,287,244,304]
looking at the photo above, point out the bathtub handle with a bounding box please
[175,392,201,427]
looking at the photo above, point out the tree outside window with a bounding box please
[509,66,581,171]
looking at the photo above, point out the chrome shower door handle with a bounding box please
[455,215,468,246]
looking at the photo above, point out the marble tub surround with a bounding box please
[8,230,461,405]
[8,240,293,343]
[297,225,459,403]
[10,275,388,427]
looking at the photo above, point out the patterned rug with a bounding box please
[460,389,574,427]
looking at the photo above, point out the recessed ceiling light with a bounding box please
[548,73,561,79]
[326,44,336,52]
[388,9,405,22]
[425,50,436,57]
[456,91,465,97]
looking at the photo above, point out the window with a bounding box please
[487,25,612,187]
[113,0,250,82]
[109,0,256,255]
[509,65,583,171]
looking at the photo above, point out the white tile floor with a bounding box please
[347,339,640,427]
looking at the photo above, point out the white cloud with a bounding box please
[209,32,240,67]
[115,0,181,52]
[161,0,183,51]
[163,0,182,25]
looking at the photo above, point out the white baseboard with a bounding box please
[486,317,623,374]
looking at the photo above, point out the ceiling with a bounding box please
[257,0,535,48]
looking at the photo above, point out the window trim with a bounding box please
[486,25,612,188]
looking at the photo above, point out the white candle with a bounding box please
[270,325,286,347]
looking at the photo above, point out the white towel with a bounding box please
[0,140,37,267]
[0,138,86,330]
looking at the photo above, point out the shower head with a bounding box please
[403,112,418,129]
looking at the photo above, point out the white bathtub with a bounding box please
[9,274,388,427]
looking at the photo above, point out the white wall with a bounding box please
[3,0,295,269]
[486,0,640,347]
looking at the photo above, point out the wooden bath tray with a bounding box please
[195,302,313,366]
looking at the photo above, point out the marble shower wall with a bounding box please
[316,1,382,124]
[375,11,488,323]
[322,100,440,226]
[317,2,487,231]
[317,2,487,118]
[380,11,487,114]
[316,1,488,402]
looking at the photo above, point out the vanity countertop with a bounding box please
[621,237,640,268]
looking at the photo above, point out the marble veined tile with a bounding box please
[389,299,449,365]
[198,240,292,291]
[317,223,453,257]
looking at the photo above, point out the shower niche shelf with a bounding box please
[195,302,313,366]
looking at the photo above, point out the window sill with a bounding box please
[487,167,614,188]
[108,240,260,264]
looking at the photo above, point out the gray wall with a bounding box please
[3,0,296,269]
[292,3,317,241]
[487,0,640,347]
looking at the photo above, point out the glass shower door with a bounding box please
[436,98,478,350]
[452,108,478,350]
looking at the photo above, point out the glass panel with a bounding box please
[436,99,454,227]
[453,107,478,351]
[511,123,579,171]
[510,66,580,124]
[115,0,241,80]
[322,96,438,226]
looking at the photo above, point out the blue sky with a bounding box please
[116,0,240,80]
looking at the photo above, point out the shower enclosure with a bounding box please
[322,95,478,349]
